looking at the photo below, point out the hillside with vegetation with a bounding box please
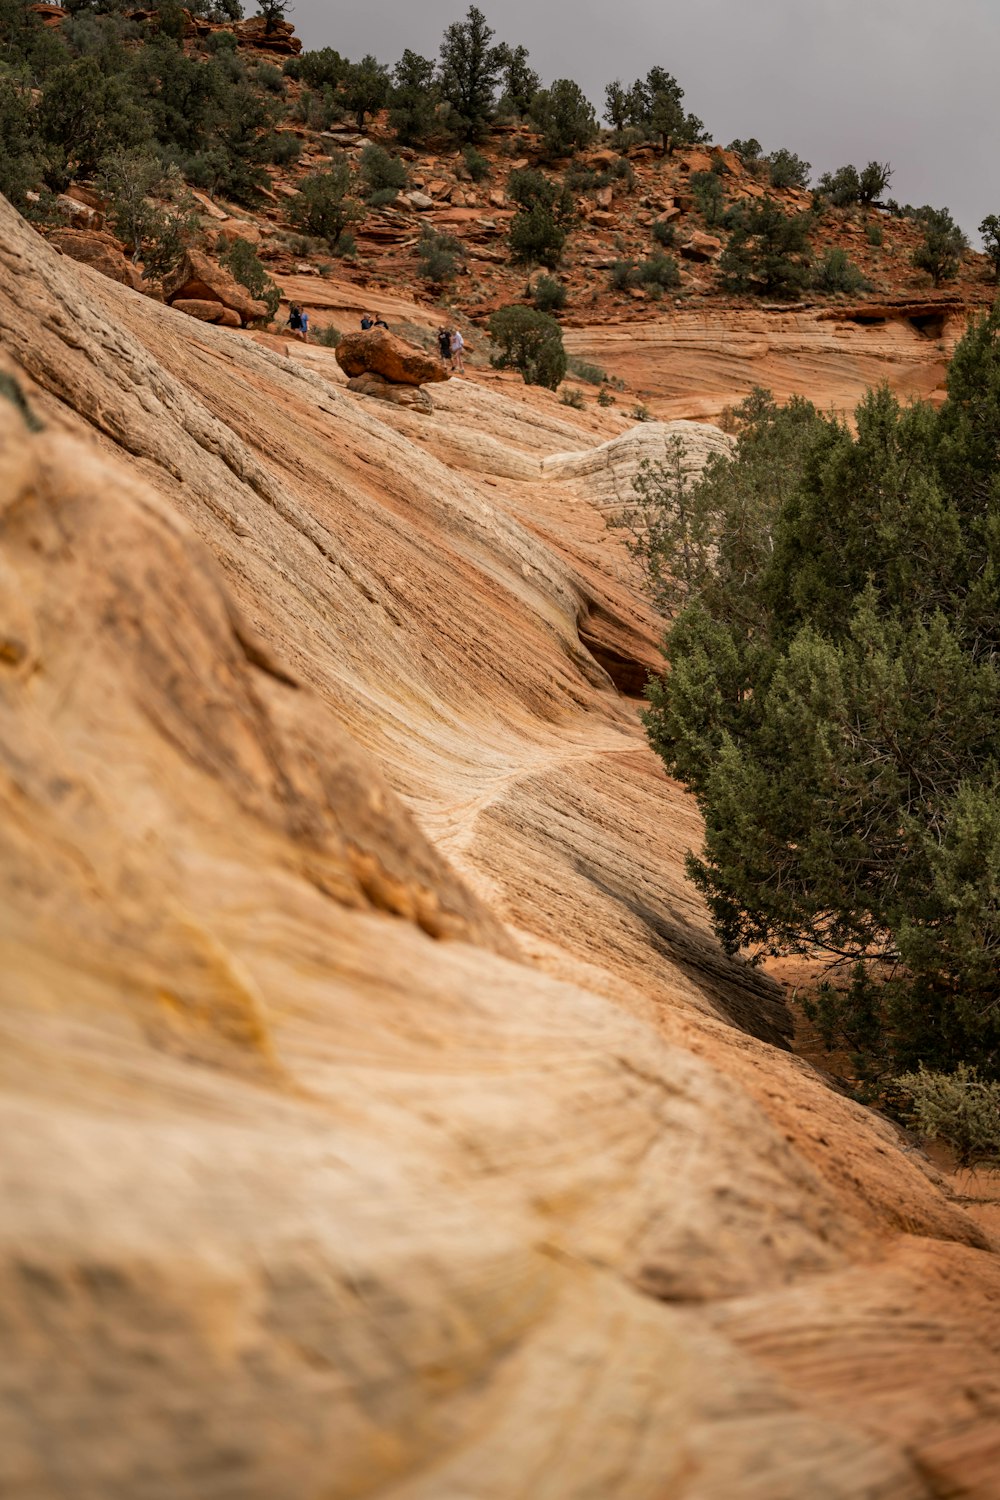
[2,0,998,406]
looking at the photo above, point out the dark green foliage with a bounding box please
[269,131,300,165]
[436,4,504,141]
[289,161,362,249]
[257,0,290,37]
[638,307,1000,1082]
[720,197,812,298]
[980,215,1000,282]
[858,160,892,204]
[767,148,810,190]
[689,169,725,227]
[205,29,239,53]
[601,66,706,151]
[727,137,764,174]
[342,54,390,131]
[488,304,566,389]
[531,274,566,312]
[817,163,861,206]
[220,234,281,317]
[359,142,406,200]
[898,1065,1000,1167]
[37,54,149,186]
[252,61,285,94]
[567,357,608,386]
[313,323,341,348]
[416,225,464,283]
[205,1,243,20]
[528,77,597,161]
[0,73,42,209]
[912,206,967,286]
[389,48,437,145]
[494,41,538,118]
[95,146,167,258]
[866,220,884,247]
[507,168,574,268]
[287,47,346,90]
[461,144,490,181]
[560,387,585,409]
[651,217,676,247]
[811,246,867,294]
[609,253,680,293]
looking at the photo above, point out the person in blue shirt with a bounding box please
[288,304,309,343]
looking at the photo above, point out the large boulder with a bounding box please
[173,298,242,328]
[162,247,267,326]
[49,229,142,291]
[346,372,434,414]
[336,328,451,387]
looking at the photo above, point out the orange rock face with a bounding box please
[1,193,999,1499]
[163,246,267,325]
[49,228,142,290]
[335,327,451,386]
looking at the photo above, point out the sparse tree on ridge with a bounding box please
[256,0,290,38]
[529,77,597,161]
[495,41,538,118]
[979,215,1000,282]
[436,4,504,141]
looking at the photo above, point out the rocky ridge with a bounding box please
[3,186,1000,1499]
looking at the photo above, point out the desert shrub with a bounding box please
[811,246,867,294]
[532,273,567,312]
[0,74,43,209]
[252,61,285,94]
[603,66,707,152]
[609,257,634,291]
[898,1065,1000,1167]
[912,206,967,285]
[313,323,341,347]
[597,385,616,407]
[366,187,398,209]
[866,220,884,247]
[389,48,437,146]
[289,161,363,250]
[416,225,464,282]
[506,165,576,267]
[488,304,566,389]
[341,54,391,131]
[727,137,765,174]
[652,218,676,247]
[767,148,810,190]
[568,357,608,385]
[462,143,490,181]
[817,164,861,207]
[690,169,725,227]
[269,132,301,165]
[290,86,342,131]
[205,29,238,54]
[360,142,407,197]
[560,387,585,409]
[220,234,281,317]
[631,403,652,421]
[610,253,679,292]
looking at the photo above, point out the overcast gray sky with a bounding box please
[291,0,998,244]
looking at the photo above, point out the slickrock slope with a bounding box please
[3,195,1000,1499]
[564,304,970,422]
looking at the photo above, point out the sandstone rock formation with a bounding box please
[49,228,142,290]
[346,370,434,413]
[163,246,267,325]
[336,327,451,386]
[2,191,1000,1499]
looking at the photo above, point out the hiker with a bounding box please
[360,312,374,330]
[450,326,465,374]
[287,304,309,343]
[437,325,452,363]
[373,312,389,329]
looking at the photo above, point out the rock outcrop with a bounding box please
[336,327,451,386]
[346,370,434,413]
[163,246,267,326]
[49,228,142,290]
[2,191,1000,1499]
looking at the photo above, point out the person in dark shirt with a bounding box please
[360,313,374,330]
[437,326,452,362]
[373,313,389,329]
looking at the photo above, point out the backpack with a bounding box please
[289,308,302,331]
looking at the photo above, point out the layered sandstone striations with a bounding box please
[2,194,1000,1499]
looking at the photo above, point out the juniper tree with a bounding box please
[637,306,1000,1083]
